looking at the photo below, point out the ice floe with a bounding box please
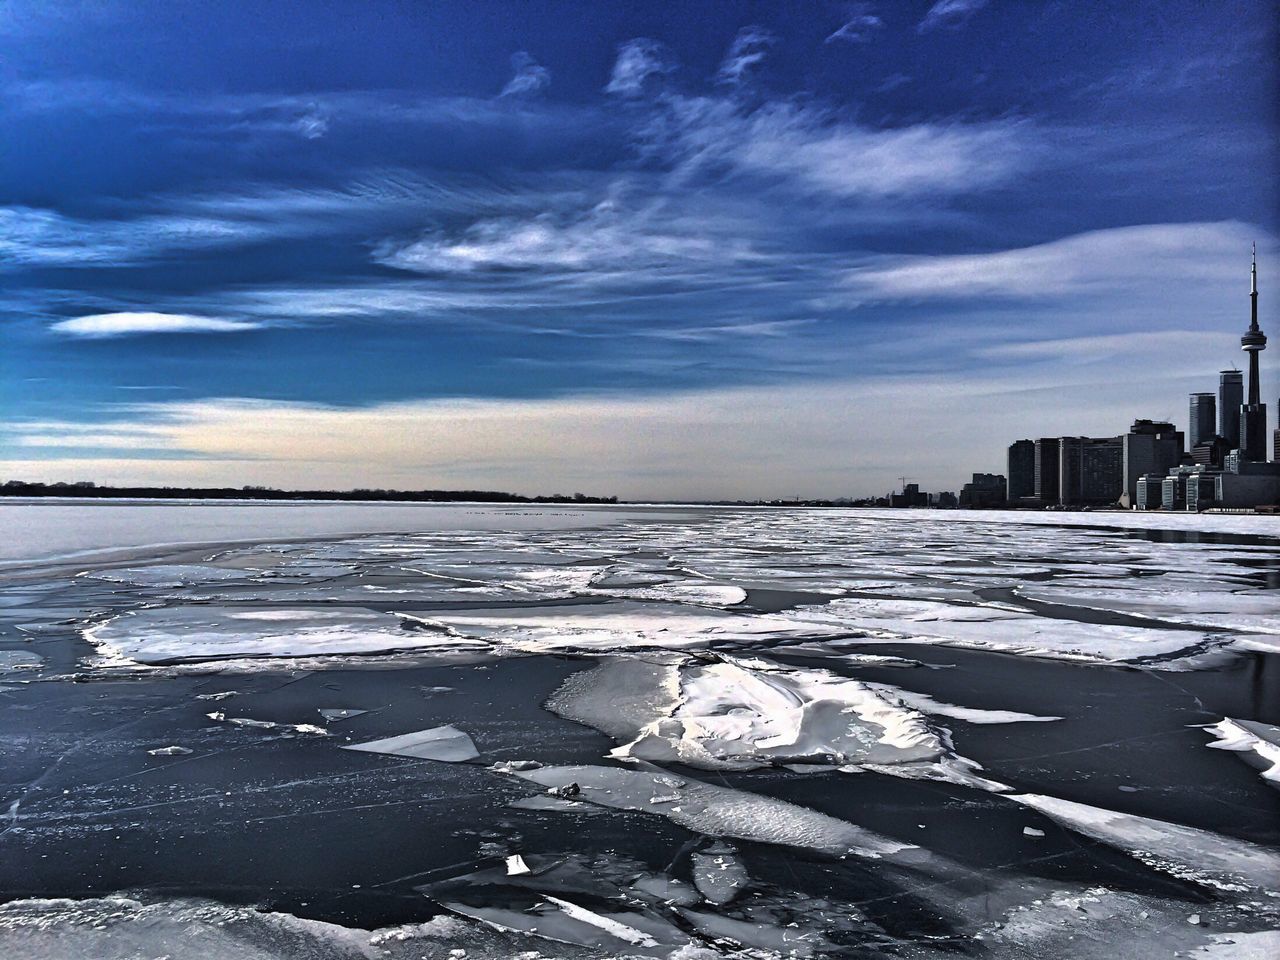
[1010,793,1280,894]
[318,708,369,722]
[785,596,1221,664]
[206,712,329,736]
[81,564,247,587]
[411,601,829,655]
[85,605,488,664]
[343,725,480,762]
[509,763,914,857]
[1202,718,1280,789]
[691,842,749,905]
[548,653,1010,790]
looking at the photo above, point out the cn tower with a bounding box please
[1243,243,1266,403]
[1239,243,1268,460]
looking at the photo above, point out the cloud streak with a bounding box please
[840,221,1263,301]
[826,5,884,44]
[49,312,263,338]
[605,38,675,97]
[716,26,775,86]
[500,51,551,97]
[918,0,989,33]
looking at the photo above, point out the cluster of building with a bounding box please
[991,252,1278,512]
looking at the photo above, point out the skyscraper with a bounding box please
[1034,438,1060,504]
[1007,439,1035,501]
[1240,245,1268,461]
[1218,369,1243,447]
[1189,392,1216,447]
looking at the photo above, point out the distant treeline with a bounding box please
[0,481,619,505]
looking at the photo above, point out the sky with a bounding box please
[1,0,1277,500]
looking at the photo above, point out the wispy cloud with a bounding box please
[0,206,271,267]
[826,4,884,44]
[653,97,1031,198]
[377,190,762,274]
[605,38,676,97]
[49,312,263,338]
[918,0,990,33]
[716,26,775,86]
[840,221,1262,301]
[500,51,551,98]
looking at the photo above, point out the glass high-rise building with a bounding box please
[1189,392,1216,447]
[1218,370,1243,447]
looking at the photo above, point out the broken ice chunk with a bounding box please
[147,746,193,756]
[508,796,600,815]
[343,725,480,762]
[489,759,542,773]
[505,854,531,876]
[205,712,328,735]
[1201,718,1280,790]
[317,708,368,722]
[691,841,749,905]
[1023,827,1046,838]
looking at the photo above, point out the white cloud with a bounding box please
[499,51,551,98]
[657,98,1030,198]
[605,38,675,97]
[49,312,262,338]
[826,5,884,44]
[378,194,761,274]
[716,26,775,86]
[840,221,1263,301]
[919,0,989,33]
[2,338,1247,498]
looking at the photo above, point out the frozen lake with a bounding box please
[0,502,1277,958]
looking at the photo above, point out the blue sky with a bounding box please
[1,0,1276,498]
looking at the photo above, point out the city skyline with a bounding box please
[1,1,1277,499]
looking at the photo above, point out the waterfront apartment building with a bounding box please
[1058,436,1123,506]
[1120,420,1182,508]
